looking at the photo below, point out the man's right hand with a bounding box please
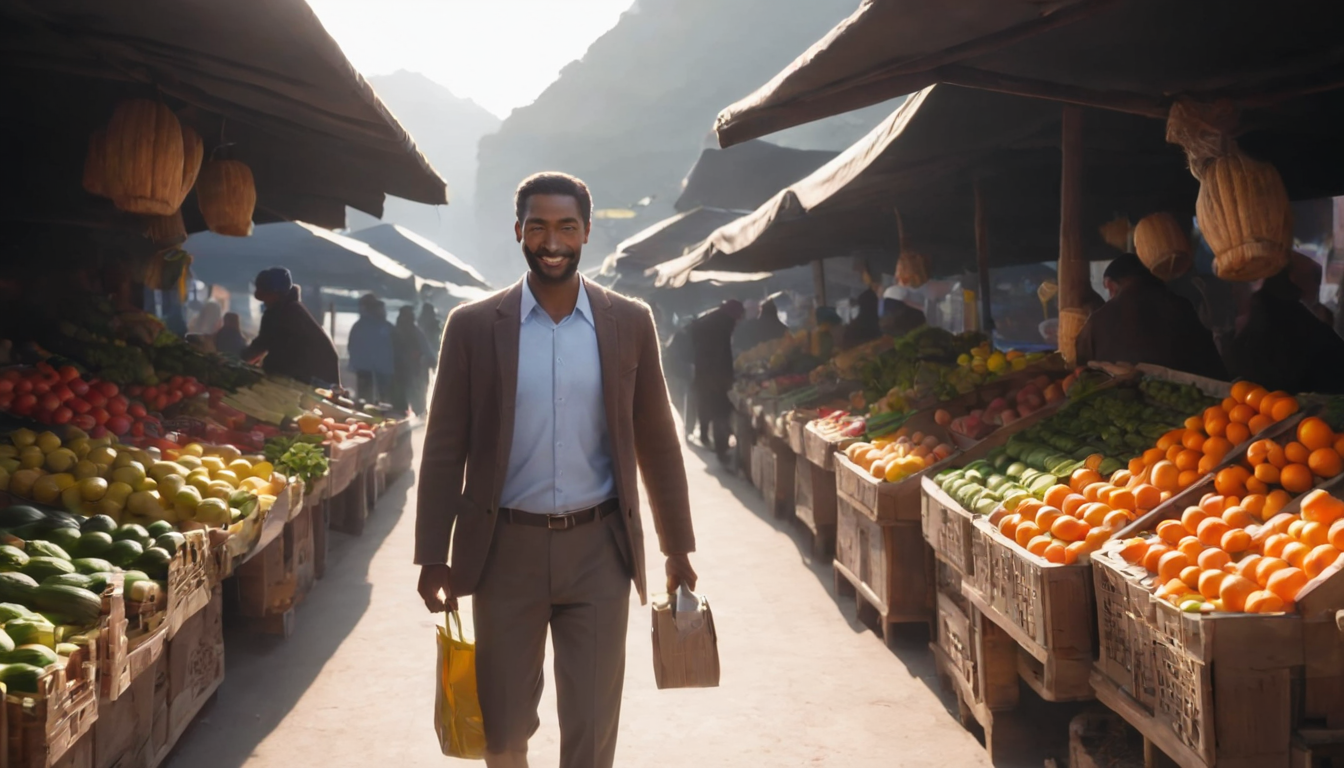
[418,564,455,613]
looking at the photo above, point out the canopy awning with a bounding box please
[714,0,1344,147]
[675,141,838,212]
[602,207,748,277]
[2,0,448,234]
[347,224,490,289]
[186,221,421,301]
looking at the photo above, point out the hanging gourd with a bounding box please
[174,124,204,209]
[1098,217,1133,253]
[1134,212,1193,281]
[196,158,256,236]
[893,207,930,287]
[102,99,185,216]
[144,210,187,248]
[1167,98,1290,281]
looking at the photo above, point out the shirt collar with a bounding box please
[520,276,592,326]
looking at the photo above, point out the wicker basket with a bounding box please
[197,159,256,237]
[1197,152,1292,282]
[1134,212,1193,281]
[1058,307,1090,365]
[103,99,185,216]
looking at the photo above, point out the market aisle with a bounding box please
[165,430,996,768]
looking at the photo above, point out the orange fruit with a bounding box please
[1303,544,1342,579]
[1245,387,1270,410]
[1271,396,1300,421]
[1142,543,1173,573]
[1156,519,1187,545]
[1197,453,1220,475]
[999,513,1022,539]
[1225,422,1251,446]
[1263,533,1292,559]
[1222,506,1254,529]
[1112,470,1135,487]
[1064,542,1086,564]
[1084,482,1110,502]
[1036,507,1063,532]
[1308,449,1343,479]
[1015,521,1043,548]
[1300,521,1330,548]
[1229,404,1257,425]
[1158,550,1190,582]
[1200,494,1226,514]
[1203,436,1233,462]
[1336,434,1344,457]
[1180,565,1204,590]
[1052,515,1090,543]
[1084,527,1112,551]
[1178,470,1202,488]
[1127,457,1145,476]
[1109,489,1137,512]
[1166,444,1185,462]
[1198,547,1230,571]
[1080,503,1111,527]
[1118,537,1149,565]
[1302,489,1344,525]
[1198,568,1228,599]
[1280,464,1314,494]
[1266,567,1308,603]
[1157,578,1193,604]
[1043,542,1067,564]
[1027,535,1053,557]
[1235,554,1263,579]
[1061,494,1088,517]
[1197,517,1231,547]
[1281,541,1311,569]
[1070,468,1102,492]
[1177,536,1205,561]
[1185,415,1205,432]
[1330,519,1344,550]
[1248,414,1274,435]
[1175,449,1201,472]
[1245,590,1287,614]
[1244,477,1269,496]
[1181,506,1208,534]
[1285,441,1311,465]
[1289,519,1309,540]
[1133,484,1162,511]
[1142,447,1166,466]
[1219,574,1258,612]
[1298,417,1336,452]
[1259,392,1284,417]
[1231,381,1256,403]
[1018,500,1044,519]
[1241,494,1267,516]
[1044,485,1072,509]
[1151,462,1179,492]
[1205,416,1229,438]
[1221,528,1252,553]
[1252,557,1290,588]
[1254,462,1281,485]
[1103,509,1133,531]
[1264,490,1293,516]
[1214,466,1249,497]
[1222,396,1239,412]
[1182,431,1206,452]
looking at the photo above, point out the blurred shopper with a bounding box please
[393,306,435,416]
[735,297,789,352]
[213,312,249,358]
[348,294,395,404]
[243,267,340,386]
[418,303,443,350]
[691,299,744,462]
[664,317,698,438]
[1223,266,1344,394]
[879,297,926,337]
[841,289,882,349]
[1075,254,1225,379]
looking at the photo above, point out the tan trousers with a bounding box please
[473,511,632,768]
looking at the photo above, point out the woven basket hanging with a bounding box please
[893,208,930,287]
[102,99,185,216]
[196,159,256,237]
[1134,212,1193,281]
[1098,217,1133,253]
[174,124,204,209]
[144,210,187,248]
[1058,307,1090,365]
[1166,98,1291,282]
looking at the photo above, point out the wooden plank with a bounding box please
[1092,671,1209,768]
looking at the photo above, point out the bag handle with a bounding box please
[445,609,464,638]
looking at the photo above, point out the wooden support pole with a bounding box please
[812,259,828,307]
[974,177,993,334]
[1057,105,1088,362]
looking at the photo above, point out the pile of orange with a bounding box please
[1212,416,1343,505]
[987,466,1150,564]
[1115,382,1296,496]
[1118,484,1344,615]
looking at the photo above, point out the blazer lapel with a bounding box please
[491,280,524,507]
[587,282,624,490]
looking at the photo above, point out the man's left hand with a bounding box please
[666,553,698,592]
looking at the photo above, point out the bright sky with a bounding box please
[307,0,635,119]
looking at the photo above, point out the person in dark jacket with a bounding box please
[879,297,926,338]
[1075,254,1226,379]
[418,303,443,351]
[213,312,249,358]
[734,298,789,353]
[1223,267,1344,394]
[348,294,395,403]
[690,299,744,462]
[392,306,435,416]
[841,289,882,349]
[243,268,341,386]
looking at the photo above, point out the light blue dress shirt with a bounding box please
[499,277,616,514]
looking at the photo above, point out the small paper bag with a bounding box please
[651,586,720,689]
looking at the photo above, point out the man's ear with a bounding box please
[515,221,523,243]
[583,222,591,244]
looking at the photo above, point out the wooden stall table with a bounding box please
[796,420,850,560]
[327,436,375,535]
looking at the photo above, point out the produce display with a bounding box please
[842,428,956,484]
[0,363,161,438]
[1108,415,1344,614]
[937,373,1068,442]
[734,331,825,378]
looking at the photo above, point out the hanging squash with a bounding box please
[1166,98,1290,282]
[1134,212,1193,281]
[144,211,187,248]
[82,129,109,198]
[102,99,185,216]
[1098,217,1133,253]
[1195,152,1291,281]
[893,207,930,287]
[196,159,256,236]
[174,124,204,208]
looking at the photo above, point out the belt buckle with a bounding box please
[547,514,573,531]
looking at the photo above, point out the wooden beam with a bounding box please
[1058,105,1086,311]
[974,177,994,334]
[812,259,828,306]
[937,66,1168,119]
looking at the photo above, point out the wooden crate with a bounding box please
[93,631,168,768]
[328,465,369,536]
[386,428,414,479]
[833,496,934,646]
[803,420,852,471]
[5,647,100,768]
[48,733,90,768]
[964,517,1095,702]
[834,410,961,524]
[165,530,214,640]
[232,505,316,637]
[1091,547,1344,768]
[752,438,795,520]
[787,415,807,455]
[732,407,755,477]
[922,477,978,577]
[164,587,223,758]
[795,458,837,559]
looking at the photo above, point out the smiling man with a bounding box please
[416,172,698,768]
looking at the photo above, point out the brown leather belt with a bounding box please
[501,498,619,531]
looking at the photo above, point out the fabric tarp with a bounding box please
[602,208,748,277]
[675,141,838,212]
[347,224,490,289]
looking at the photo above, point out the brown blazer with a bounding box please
[414,278,696,603]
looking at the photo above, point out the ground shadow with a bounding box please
[163,449,417,767]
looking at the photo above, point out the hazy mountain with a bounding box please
[348,70,500,276]
[474,0,897,287]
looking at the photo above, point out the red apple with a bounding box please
[90,407,110,426]
[71,414,97,431]
[0,379,12,395]
[0,394,11,411]
[11,394,35,415]
[128,403,148,419]
[106,416,131,436]
[169,376,184,389]
[130,421,145,438]
[97,381,119,398]
[58,365,80,383]
[69,398,91,414]
[143,386,158,401]
[168,391,183,404]
[51,407,73,425]
[1,369,20,382]
[31,381,50,396]
[52,385,73,403]
[14,379,32,395]
[153,395,169,412]
[68,379,90,397]
[84,390,106,408]
[107,396,128,416]
[39,392,61,412]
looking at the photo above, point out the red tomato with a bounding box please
[97,381,119,398]
[12,393,36,415]
[14,379,32,395]
[68,379,90,397]
[51,407,73,425]
[128,403,148,419]
[130,421,145,438]
[31,381,50,396]
[0,379,13,395]
[69,398,91,414]
[71,414,97,431]
[39,392,62,412]
[58,366,81,383]
[106,416,131,436]
[106,396,128,416]
[52,385,73,403]
[90,407,110,426]
[84,390,106,408]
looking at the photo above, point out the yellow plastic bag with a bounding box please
[436,611,486,759]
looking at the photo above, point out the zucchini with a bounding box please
[80,515,119,535]
[41,573,95,591]
[0,663,46,693]
[30,584,103,626]
[0,628,12,654]
[25,540,71,562]
[0,506,46,528]
[55,643,79,658]
[72,532,115,559]
[4,619,54,648]
[21,557,76,583]
[0,645,59,668]
[73,558,116,576]
[0,572,38,604]
[0,603,36,623]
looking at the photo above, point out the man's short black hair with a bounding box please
[515,172,592,225]
[1104,253,1157,285]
